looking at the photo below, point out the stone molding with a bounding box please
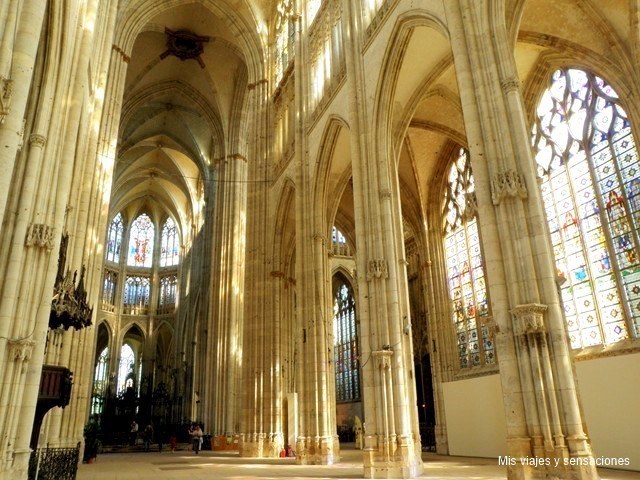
[25,223,56,251]
[8,338,36,363]
[511,303,547,336]
[366,259,388,281]
[112,44,130,62]
[500,77,520,94]
[490,169,527,205]
[372,349,393,369]
[0,76,13,124]
[29,133,46,148]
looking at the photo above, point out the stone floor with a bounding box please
[76,447,640,480]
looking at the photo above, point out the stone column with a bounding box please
[342,0,423,477]
[205,152,247,436]
[0,0,47,229]
[446,1,598,479]
[240,74,284,457]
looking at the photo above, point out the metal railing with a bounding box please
[28,443,80,480]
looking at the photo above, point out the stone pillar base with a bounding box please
[363,434,423,479]
[295,435,340,465]
[239,432,283,458]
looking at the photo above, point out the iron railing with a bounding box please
[28,443,80,480]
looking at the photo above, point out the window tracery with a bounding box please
[117,344,135,395]
[160,217,180,267]
[442,148,495,368]
[102,271,117,307]
[127,214,154,268]
[275,0,295,85]
[91,347,108,415]
[106,213,123,263]
[159,275,177,310]
[532,67,640,348]
[333,280,360,402]
[123,275,150,310]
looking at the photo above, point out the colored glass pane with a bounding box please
[127,214,154,267]
[160,217,180,267]
[333,280,360,402]
[106,213,123,263]
[123,276,150,307]
[442,148,494,368]
[532,68,640,348]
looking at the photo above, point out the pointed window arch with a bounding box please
[160,217,180,267]
[532,67,640,348]
[91,347,109,415]
[106,213,123,263]
[333,277,360,402]
[102,271,118,306]
[159,275,178,309]
[442,148,495,368]
[127,214,154,267]
[123,276,150,308]
[117,344,136,395]
[275,0,295,85]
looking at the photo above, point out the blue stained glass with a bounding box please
[533,68,639,346]
[443,149,495,367]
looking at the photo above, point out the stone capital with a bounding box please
[29,133,46,148]
[490,169,528,205]
[511,303,547,336]
[366,259,388,281]
[500,77,520,94]
[9,338,36,363]
[372,349,393,369]
[25,223,56,251]
[0,76,14,124]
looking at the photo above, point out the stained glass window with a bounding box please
[123,276,150,307]
[106,213,123,263]
[333,279,360,402]
[532,68,640,348]
[102,271,117,305]
[117,344,135,395]
[159,275,177,308]
[91,348,108,415]
[127,214,154,267]
[442,148,495,368]
[160,217,180,267]
[275,0,295,85]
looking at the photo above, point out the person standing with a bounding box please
[143,424,154,451]
[189,424,203,454]
[129,420,138,446]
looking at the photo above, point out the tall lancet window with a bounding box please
[333,279,360,402]
[532,68,640,349]
[127,214,154,268]
[117,344,136,395]
[160,217,180,267]
[443,148,495,368]
[106,213,123,263]
[102,271,117,305]
[91,347,109,415]
[123,276,150,308]
[275,0,295,85]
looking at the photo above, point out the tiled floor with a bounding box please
[76,447,640,480]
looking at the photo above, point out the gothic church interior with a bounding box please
[0,0,639,479]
